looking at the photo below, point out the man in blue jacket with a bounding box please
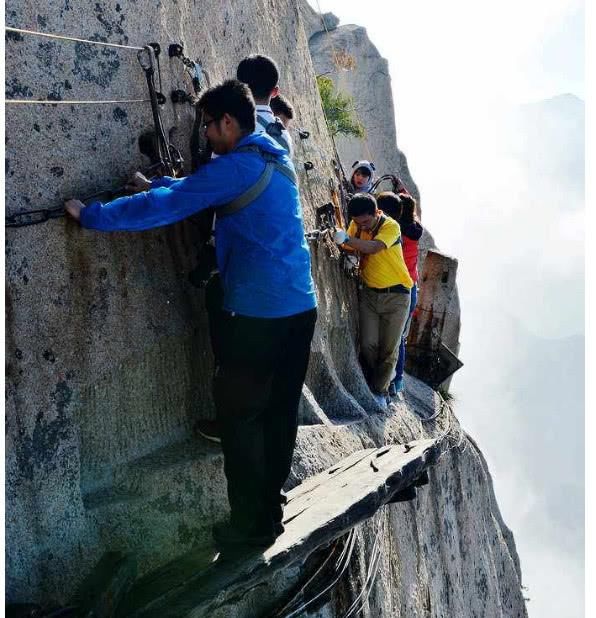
[65,79,317,549]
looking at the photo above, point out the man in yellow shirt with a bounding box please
[334,194,413,406]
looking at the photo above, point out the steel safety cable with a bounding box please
[5,98,150,105]
[5,26,145,50]
[5,27,152,105]
[343,525,383,618]
[281,528,358,618]
[269,540,341,618]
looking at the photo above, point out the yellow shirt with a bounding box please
[348,216,413,289]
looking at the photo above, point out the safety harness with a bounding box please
[216,144,297,219]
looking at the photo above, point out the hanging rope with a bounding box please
[5,26,145,51]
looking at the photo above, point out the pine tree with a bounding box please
[316,76,365,139]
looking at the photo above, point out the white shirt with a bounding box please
[255,104,294,158]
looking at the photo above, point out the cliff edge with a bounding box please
[5,1,525,616]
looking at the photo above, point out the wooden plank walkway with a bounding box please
[117,438,441,618]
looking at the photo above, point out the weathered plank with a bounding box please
[123,438,440,617]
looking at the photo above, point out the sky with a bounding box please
[308,1,586,616]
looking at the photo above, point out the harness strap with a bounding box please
[216,145,297,219]
[355,214,401,246]
[256,114,291,153]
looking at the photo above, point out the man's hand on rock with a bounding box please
[64,199,85,222]
[333,229,350,245]
[125,171,151,194]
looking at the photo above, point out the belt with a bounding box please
[367,284,411,294]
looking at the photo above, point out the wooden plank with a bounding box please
[125,438,440,618]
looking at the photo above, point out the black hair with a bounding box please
[270,94,294,119]
[353,166,372,178]
[348,193,377,218]
[236,55,280,99]
[376,191,402,221]
[197,79,256,134]
[398,192,419,225]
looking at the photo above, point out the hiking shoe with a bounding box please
[213,521,276,549]
[196,419,221,444]
[394,378,405,393]
[388,381,397,397]
[372,393,388,409]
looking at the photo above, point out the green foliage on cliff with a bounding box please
[316,75,365,139]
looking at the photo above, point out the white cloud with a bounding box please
[310,2,584,616]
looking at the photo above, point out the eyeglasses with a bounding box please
[202,118,217,131]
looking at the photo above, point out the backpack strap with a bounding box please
[355,214,401,246]
[216,145,297,219]
[256,114,291,153]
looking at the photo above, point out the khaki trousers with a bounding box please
[359,287,411,394]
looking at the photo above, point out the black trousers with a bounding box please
[213,306,317,535]
[205,273,225,366]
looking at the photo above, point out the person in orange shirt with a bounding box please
[334,193,412,407]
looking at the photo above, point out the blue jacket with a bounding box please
[80,133,317,318]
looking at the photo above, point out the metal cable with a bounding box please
[5,26,145,50]
[270,540,341,617]
[280,528,357,618]
[5,98,150,105]
[343,523,382,618]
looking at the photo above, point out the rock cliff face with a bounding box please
[5,1,524,616]
[301,2,461,366]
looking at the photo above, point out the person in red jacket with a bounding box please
[376,192,423,396]
[394,192,423,394]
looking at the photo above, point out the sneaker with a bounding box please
[388,381,397,397]
[213,521,276,549]
[394,378,405,394]
[196,419,222,444]
[372,393,388,409]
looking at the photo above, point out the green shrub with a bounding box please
[316,75,365,139]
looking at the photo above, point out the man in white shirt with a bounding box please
[237,54,293,157]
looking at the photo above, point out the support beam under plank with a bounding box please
[121,438,441,618]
